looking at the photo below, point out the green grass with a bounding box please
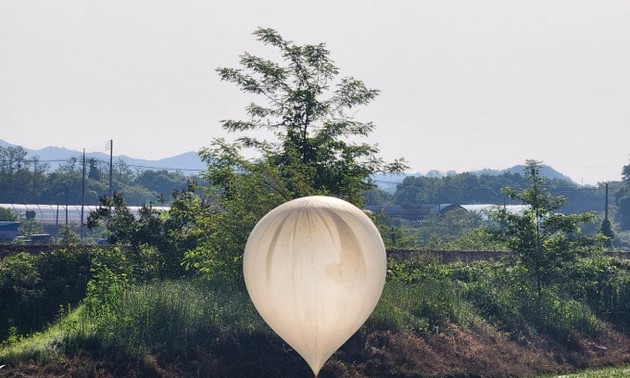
[0,278,263,367]
[369,278,479,334]
[84,278,262,357]
[544,366,630,377]
[2,270,630,377]
[0,305,94,363]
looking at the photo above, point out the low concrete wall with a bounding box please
[387,249,511,263]
[388,249,630,263]
[2,244,630,263]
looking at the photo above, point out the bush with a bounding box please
[456,261,530,333]
[597,263,630,331]
[81,279,262,358]
[533,289,603,340]
[372,258,478,334]
[455,260,604,341]
[0,248,94,341]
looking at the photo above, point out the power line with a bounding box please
[0,158,205,173]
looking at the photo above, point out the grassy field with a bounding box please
[2,273,630,377]
[4,247,630,377]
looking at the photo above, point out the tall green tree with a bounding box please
[186,28,405,279]
[210,27,405,206]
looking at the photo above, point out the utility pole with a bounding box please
[108,139,113,198]
[81,148,86,227]
[65,188,69,226]
[605,182,609,220]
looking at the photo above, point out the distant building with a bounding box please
[461,204,530,219]
[365,204,460,222]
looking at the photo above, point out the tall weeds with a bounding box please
[80,279,262,358]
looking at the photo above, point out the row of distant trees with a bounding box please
[0,145,196,206]
[369,171,609,213]
[0,142,622,211]
[3,143,630,230]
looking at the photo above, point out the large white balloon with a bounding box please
[243,196,386,376]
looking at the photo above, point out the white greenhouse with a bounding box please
[0,203,169,226]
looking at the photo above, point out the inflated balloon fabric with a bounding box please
[243,196,386,376]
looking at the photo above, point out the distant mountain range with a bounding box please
[1,139,575,189]
[0,139,206,173]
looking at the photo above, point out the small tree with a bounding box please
[87,186,200,280]
[0,207,18,221]
[600,217,614,248]
[18,218,44,238]
[492,160,606,297]
[59,225,80,245]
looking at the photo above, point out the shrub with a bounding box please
[81,279,262,358]
[597,264,630,331]
[374,258,478,334]
[0,253,43,339]
[0,248,95,341]
[532,289,603,340]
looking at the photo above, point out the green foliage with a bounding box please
[0,248,92,340]
[443,228,507,251]
[0,253,43,339]
[450,260,604,341]
[0,144,197,206]
[491,160,606,295]
[414,209,485,248]
[0,146,49,203]
[601,217,615,247]
[0,207,18,221]
[5,259,630,374]
[81,279,262,358]
[371,212,417,249]
[373,257,478,334]
[390,169,609,216]
[211,27,406,203]
[83,246,133,317]
[17,218,43,238]
[617,192,630,230]
[377,225,417,249]
[213,27,406,205]
[533,289,603,340]
[87,185,201,280]
[594,261,630,331]
[614,158,630,231]
[59,225,80,245]
[185,28,406,280]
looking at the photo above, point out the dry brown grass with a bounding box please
[4,323,630,378]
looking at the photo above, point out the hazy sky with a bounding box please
[1,1,629,185]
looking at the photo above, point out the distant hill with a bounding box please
[1,139,574,184]
[476,165,574,183]
[0,139,206,174]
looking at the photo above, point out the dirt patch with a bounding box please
[324,324,630,377]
